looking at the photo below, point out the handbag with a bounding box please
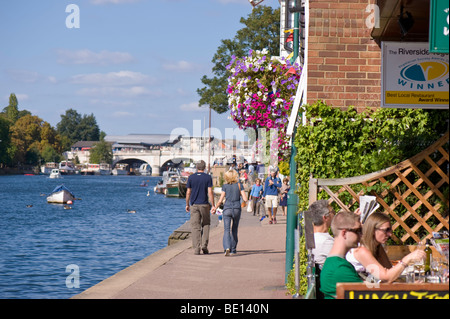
[238,182,247,208]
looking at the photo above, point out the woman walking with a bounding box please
[215,170,248,256]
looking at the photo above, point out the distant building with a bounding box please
[64,141,99,164]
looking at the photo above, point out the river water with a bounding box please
[0,174,189,299]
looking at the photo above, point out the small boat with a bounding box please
[49,169,61,179]
[46,185,75,204]
[112,163,128,175]
[139,163,152,176]
[165,175,188,198]
[140,180,148,187]
[154,168,179,194]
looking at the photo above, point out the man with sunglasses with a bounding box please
[320,211,363,299]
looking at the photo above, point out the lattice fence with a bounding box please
[309,132,449,245]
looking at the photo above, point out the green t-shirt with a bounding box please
[320,256,363,299]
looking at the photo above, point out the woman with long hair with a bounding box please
[347,212,425,282]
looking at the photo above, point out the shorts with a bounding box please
[265,195,278,208]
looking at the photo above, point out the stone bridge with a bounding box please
[106,134,254,176]
[112,148,250,176]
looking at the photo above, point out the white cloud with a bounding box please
[57,49,134,65]
[71,71,153,86]
[5,69,57,84]
[162,60,199,72]
[179,101,207,112]
[111,111,135,118]
[77,86,156,98]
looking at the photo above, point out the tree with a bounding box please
[57,109,100,150]
[0,116,12,166]
[89,140,112,164]
[197,5,280,114]
[2,93,19,123]
[9,114,62,165]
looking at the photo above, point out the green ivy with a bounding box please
[294,101,448,212]
[286,100,449,297]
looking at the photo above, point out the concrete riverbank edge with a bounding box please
[72,225,223,299]
[73,212,290,299]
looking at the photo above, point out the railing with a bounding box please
[309,132,449,245]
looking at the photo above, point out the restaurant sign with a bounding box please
[429,0,449,53]
[337,283,449,299]
[381,42,449,109]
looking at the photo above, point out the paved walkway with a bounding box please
[73,210,290,299]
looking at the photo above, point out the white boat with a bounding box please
[112,163,128,175]
[41,162,58,175]
[139,163,152,176]
[46,185,75,204]
[99,163,112,175]
[49,169,61,179]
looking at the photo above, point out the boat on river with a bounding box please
[154,168,179,194]
[165,175,188,198]
[46,185,75,204]
[49,169,61,179]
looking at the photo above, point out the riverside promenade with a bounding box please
[73,210,290,299]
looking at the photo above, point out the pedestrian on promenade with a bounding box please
[320,211,363,299]
[279,177,290,216]
[214,169,248,256]
[262,167,281,224]
[249,178,263,216]
[186,160,215,255]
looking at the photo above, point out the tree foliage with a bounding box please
[9,114,62,165]
[89,140,112,164]
[197,6,280,114]
[294,101,449,212]
[0,93,103,167]
[56,108,100,150]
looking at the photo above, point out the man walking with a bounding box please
[186,160,215,255]
[262,167,281,224]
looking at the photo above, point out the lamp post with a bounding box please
[285,0,300,284]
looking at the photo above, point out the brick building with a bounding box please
[281,0,444,112]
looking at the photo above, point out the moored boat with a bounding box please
[165,175,188,198]
[154,168,179,194]
[49,169,61,179]
[139,163,152,176]
[46,185,75,204]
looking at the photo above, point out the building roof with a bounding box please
[105,134,181,146]
[71,141,98,149]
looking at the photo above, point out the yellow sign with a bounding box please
[385,91,449,104]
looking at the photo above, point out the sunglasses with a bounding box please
[376,227,393,234]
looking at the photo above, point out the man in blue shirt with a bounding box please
[262,168,281,224]
[186,160,215,255]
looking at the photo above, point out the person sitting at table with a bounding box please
[320,211,364,299]
[346,212,426,283]
[309,200,335,269]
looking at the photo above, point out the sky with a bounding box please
[0,0,280,141]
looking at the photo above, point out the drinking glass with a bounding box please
[438,260,449,283]
[405,263,415,283]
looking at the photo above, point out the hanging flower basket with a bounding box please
[226,49,301,161]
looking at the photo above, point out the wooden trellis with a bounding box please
[309,132,449,245]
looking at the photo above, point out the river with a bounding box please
[0,174,189,299]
